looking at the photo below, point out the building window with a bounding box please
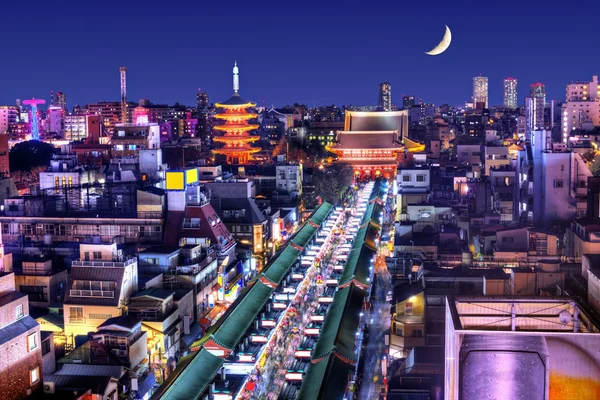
[405,302,413,315]
[416,175,425,182]
[27,333,37,351]
[402,175,411,182]
[69,306,84,323]
[502,236,514,243]
[93,251,102,260]
[16,304,23,319]
[30,366,40,385]
[554,180,564,188]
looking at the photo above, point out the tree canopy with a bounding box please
[9,140,56,172]
[313,162,354,205]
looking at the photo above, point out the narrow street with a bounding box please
[357,269,392,400]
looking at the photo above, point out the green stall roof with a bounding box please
[262,244,301,285]
[309,202,334,225]
[310,285,364,362]
[338,246,375,289]
[291,224,318,248]
[157,349,223,400]
[296,354,354,400]
[210,281,274,350]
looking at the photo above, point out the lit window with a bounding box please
[16,304,23,319]
[30,366,39,385]
[28,333,37,351]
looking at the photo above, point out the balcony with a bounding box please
[70,289,115,298]
[72,258,136,268]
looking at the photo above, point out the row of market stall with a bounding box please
[293,179,388,400]
[152,199,343,400]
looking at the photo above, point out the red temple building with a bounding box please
[328,110,425,179]
[212,62,260,165]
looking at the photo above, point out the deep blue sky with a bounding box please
[1,0,597,109]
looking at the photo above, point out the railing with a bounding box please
[70,289,115,298]
[72,258,136,268]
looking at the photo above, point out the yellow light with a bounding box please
[409,296,417,302]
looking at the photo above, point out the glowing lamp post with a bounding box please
[23,98,46,140]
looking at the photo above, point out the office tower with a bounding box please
[473,76,488,109]
[197,89,209,109]
[503,78,518,109]
[561,75,600,143]
[379,82,392,111]
[56,92,67,111]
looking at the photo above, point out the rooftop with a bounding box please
[448,296,600,333]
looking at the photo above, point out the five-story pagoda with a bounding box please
[212,62,260,164]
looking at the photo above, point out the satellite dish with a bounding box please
[559,309,572,325]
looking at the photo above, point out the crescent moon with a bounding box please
[425,25,452,56]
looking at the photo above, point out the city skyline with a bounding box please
[0,0,597,108]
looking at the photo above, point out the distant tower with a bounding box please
[526,83,546,135]
[503,78,518,109]
[196,88,209,109]
[56,92,67,112]
[473,76,489,109]
[50,91,55,107]
[212,62,260,164]
[233,61,239,94]
[120,67,128,123]
[379,82,392,111]
[23,99,46,140]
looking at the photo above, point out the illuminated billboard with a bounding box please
[165,171,185,191]
[445,297,600,400]
[186,168,198,185]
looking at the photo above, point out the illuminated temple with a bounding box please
[212,62,260,165]
[328,110,425,179]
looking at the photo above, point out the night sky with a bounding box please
[1,0,597,108]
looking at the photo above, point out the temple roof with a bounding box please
[330,131,403,150]
[216,93,256,107]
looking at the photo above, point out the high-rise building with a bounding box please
[197,89,209,109]
[56,92,66,111]
[561,75,600,143]
[120,67,128,123]
[402,95,416,109]
[525,83,546,137]
[0,106,18,134]
[379,82,392,111]
[503,77,518,109]
[473,76,489,109]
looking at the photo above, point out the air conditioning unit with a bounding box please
[44,382,55,394]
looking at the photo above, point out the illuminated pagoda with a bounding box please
[328,110,425,180]
[212,62,260,164]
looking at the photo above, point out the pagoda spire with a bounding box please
[233,61,239,94]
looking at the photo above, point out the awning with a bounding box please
[135,373,156,399]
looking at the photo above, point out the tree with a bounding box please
[313,162,354,205]
[9,140,55,172]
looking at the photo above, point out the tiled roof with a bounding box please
[0,316,38,346]
[63,266,125,307]
[331,131,402,150]
[183,204,235,250]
